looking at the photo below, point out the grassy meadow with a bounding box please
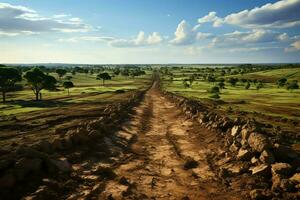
[162,66,300,135]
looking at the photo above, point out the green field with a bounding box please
[162,67,300,135]
[1,71,151,116]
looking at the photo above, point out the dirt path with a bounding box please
[98,81,240,200]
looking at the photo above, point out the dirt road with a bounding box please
[97,80,241,200]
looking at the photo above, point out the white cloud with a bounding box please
[0,2,91,35]
[109,31,163,47]
[58,36,114,43]
[147,32,163,44]
[53,14,71,19]
[224,0,300,28]
[277,33,289,41]
[197,11,223,27]
[170,20,196,45]
[286,40,300,51]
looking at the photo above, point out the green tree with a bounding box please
[277,78,287,88]
[0,67,22,103]
[286,80,299,92]
[228,77,238,87]
[209,86,220,94]
[24,68,57,101]
[218,82,225,90]
[256,81,263,91]
[63,81,74,96]
[97,72,111,86]
[245,82,250,90]
[56,69,67,80]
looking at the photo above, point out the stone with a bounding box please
[289,173,300,184]
[229,142,240,152]
[259,150,275,164]
[273,144,298,162]
[241,128,251,145]
[222,162,249,175]
[237,148,252,161]
[52,138,63,150]
[250,164,270,177]
[231,126,241,137]
[247,133,269,152]
[37,140,52,153]
[271,163,292,177]
[249,189,270,200]
[15,158,42,173]
[50,158,71,172]
[0,173,15,188]
[0,159,13,171]
[251,157,259,164]
[16,146,48,159]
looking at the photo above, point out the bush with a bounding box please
[209,86,220,93]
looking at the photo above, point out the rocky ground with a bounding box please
[0,75,299,200]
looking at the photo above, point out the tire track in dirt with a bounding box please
[98,80,241,200]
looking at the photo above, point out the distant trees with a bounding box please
[0,67,22,103]
[97,72,111,86]
[245,82,251,90]
[277,78,287,88]
[63,81,74,96]
[286,80,299,91]
[208,86,220,99]
[256,81,263,91]
[228,77,238,87]
[24,68,57,101]
[218,81,225,89]
[56,69,67,80]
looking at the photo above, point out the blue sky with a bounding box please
[0,0,300,64]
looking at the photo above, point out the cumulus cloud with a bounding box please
[206,29,289,52]
[109,31,163,47]
[0,3,91,35]
[170,20,197,45]
[197,11,223,27]
[196,0,300,29]
[170,20,214,45]
[224,0,300,28]
[286,40,300,51]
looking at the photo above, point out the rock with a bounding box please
[15,158,42,173]
[271,163,292,177]
[0,159,14,171]
[250,164,270,177]
[16,146,48,160]
[0,173,15,188]
[63,135,73,149]
[237,148,253,161]
[273,144,298,162]
[88,130,102,139]
[259,150,275,164]
[251,157,259,164]
[249,189,270,200]
[36,140,52,154]
[229,142,240,152]
[289,173,300,184]
[222,162,249,175]
[51,138,63,150]
[241,127,251,142]
[49,158,71,172]
[247,133,269,152]
[279,179,294,192]
[231,126,241,137]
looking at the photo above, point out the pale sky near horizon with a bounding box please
[0,0,300,64]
